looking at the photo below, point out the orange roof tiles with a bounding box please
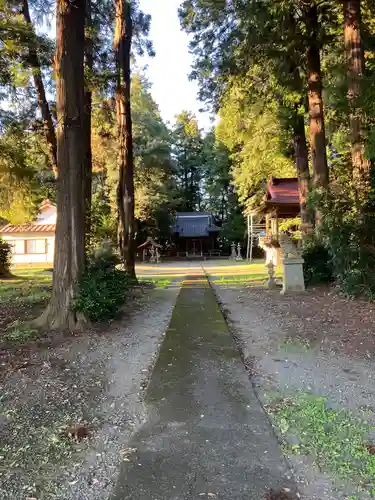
[0,223,56,233]
[266,177,300,205]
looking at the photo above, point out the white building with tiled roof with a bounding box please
[0,200,56,264]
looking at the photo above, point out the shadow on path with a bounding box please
[111,274,296,499]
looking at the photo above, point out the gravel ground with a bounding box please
[211,282,375,500]
[0,286,179,500]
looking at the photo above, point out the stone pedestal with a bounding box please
[281,257,305,294]
[230,242,237,260]
[236,243,243,261]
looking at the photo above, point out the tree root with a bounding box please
[32,304,88,332]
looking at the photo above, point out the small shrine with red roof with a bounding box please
[244,177,301,263]
[0,200,56,265]
[246,176,300,237]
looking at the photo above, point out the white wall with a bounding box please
[2,233,55,265]
[35,206,57,225]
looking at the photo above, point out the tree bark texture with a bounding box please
[306,4,329,190]
[35,0,86,331]
[84,0,93,245]
[287,44,314,233]
[344,0,370,197]
[22,0,58,178]
[114,0,136,278]
[293,111,313,233]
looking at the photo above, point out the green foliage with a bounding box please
[220,212,246,246]
[180,0,375,298]
[0,124,47,223]
[89,190,116,248]
[92,74,175,241]
[4,323,39,344]
[216,76,294,206]
[74,247,132,322]
[279,217,302,241]
[0,238,12,277]
[313,188,375,298]
[302,237,334,286]
[266,392,375,496]
[201,134,232,217]
[0,1,53,89]
[172,110,205,212]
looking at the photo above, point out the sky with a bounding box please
[138,0,213,131]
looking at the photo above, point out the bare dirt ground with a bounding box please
[0,286,179,500]
[4,260,375,499]
[244,284,375,358]
[211,280,375,500]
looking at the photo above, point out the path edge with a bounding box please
[203,268,300,495]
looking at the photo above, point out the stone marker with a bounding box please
[281,257,305,294]
[230,242,237,260]
[236,242,243,261]
[278,232,305,294]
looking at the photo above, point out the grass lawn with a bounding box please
[138,276,177,288]
[205,261,282,285]
[0,266,52,333]
[0,266,178,337]
[266,392,375,498]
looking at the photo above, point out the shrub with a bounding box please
[279,216,302,241]
[74,244,132,322]
[311,186,375,298]
[0,238,12,277]
[302,238,334,286]
[88,193,117,249]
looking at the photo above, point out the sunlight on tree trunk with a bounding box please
[22,0,58,178]
[34,0,86,331]
[293,112,313,235]
[114,0,136,279]
[344,0,370,198]
[84,0,93,246]
[306,4,329,192]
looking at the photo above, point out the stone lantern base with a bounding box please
[281,257,306,295]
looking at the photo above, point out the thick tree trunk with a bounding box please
[35,0,86,331]
[293,111,313,235]
[344,0,370,197]
[114,0,136,279]
[306,4,329,191]
[84,0,93,246]
[288,44,314,234]
[22,0,58,178]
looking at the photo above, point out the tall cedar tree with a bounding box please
[84,0,93,242]
[305,3,329,190]
[22,0,58,178]
[294,111,312,229]
[179,1,313,233]
[114,0,136,278]
[35,0,86,330]
[286,20,313,229]
[344,0,370,197]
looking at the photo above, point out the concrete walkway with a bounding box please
[111,273,295,499]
